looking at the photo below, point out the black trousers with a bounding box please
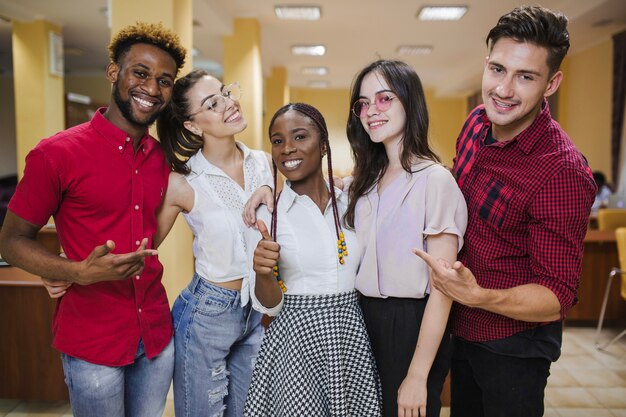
[360,295,452,417]
[450,337,551,417]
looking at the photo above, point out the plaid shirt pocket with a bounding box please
[477,179,513,228]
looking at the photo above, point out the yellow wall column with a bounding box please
[110,0,195,305]
[424,90,467,168]
[12,20,65,178]
[290,87,352,176]
[263,66,290,152]
[558,40,612,181]
[224,18,264,150]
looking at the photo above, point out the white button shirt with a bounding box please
[246,181,360,316]
[182,142,273,306]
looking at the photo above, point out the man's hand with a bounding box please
[243,186,274,227]
[412,248,482,307]
[75,238,157,285]
[253,220,280,276]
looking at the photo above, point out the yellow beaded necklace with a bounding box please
[271,189,348,292]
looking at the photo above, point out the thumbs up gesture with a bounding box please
[253,220,280,277]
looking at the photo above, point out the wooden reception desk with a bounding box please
[567,229,625,324]
[0,227,68,400]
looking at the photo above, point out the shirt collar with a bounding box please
[278,179,347,213]
[479,98,552,154]
[186,141,252,179]
[91,107,155,154]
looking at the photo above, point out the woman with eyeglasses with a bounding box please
[345,60,467,417]
[155,69,272,417]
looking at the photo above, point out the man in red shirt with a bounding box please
[0,22,186,417]
[414,6,596,417]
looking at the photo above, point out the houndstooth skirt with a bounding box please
[244,290,382,417]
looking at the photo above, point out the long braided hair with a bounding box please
[268,103,347,269]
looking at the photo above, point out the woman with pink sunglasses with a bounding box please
[345,60,467,417]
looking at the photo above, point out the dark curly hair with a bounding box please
[487,6,570,75]
[108,21,186,73]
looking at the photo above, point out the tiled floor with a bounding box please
[1,327,624,416]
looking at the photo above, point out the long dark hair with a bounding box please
[344,60,440,228]
[156,69,208,174]
[268,103,345,261]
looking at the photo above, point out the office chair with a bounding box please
[594,227,626,350]
[597,208,626,231]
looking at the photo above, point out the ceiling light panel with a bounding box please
[307,80,329,88]
[301,66,328,75]
[275,5,321,20]
[397,45,433,56]
[417,6,467,21]
[291,45,326,56]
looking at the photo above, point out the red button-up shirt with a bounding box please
[9,108,172,366]
[451,101,596,342]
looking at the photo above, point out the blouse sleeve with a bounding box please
[423,166,468,251]
[244,206,284,316]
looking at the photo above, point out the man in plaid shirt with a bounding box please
[415,6,596,417]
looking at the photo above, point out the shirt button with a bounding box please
[135,169,139,174]
[138,308,142,313]
[134,205,139,210]
[135,240,140,245]
[126,137,130,142]
[135,275,140,280]
[118,145,123,151]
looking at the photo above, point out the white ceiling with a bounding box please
[0,0,625,97]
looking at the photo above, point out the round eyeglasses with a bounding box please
[188,82,242,118]
[351,91,396,118]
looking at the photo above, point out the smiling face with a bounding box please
[106,43,177,132]
[482,38,562,141]
[182,76,247,139]
[269,109,325,185]
[358,70,407,147]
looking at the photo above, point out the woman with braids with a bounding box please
[346,59,467,417]
[155,69,273,417]
[243,103,381,417]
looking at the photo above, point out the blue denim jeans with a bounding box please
[61,338,174,417]
[172,273,263,417]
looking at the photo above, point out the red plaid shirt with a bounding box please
[452,101,596,342]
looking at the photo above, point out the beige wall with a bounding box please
[559,39,613,182]
[64,75,111,106]
[3,36,616,187]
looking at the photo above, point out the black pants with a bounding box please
[450,337,551,417]
[360,295,452,417]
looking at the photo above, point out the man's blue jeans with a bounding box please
[172,273,263,417]
[61,338,174,417]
